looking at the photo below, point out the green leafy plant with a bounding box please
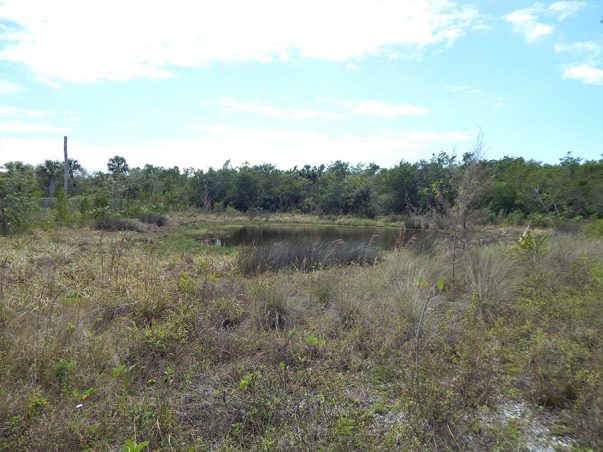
[112,364,127,379]
[239,373,255,391]
[72,387,95,402]
[27,388,49,416]
[164,366,174,383]
[305,334,326,348]
[53,358,75,393]
[122,439,149,452]
[335,416,356,437]
[516,228,547,254]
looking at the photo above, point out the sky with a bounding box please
[0,0,601,172]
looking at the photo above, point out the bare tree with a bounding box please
[450,131,489,287]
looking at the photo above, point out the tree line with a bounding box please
[1,151,601,234]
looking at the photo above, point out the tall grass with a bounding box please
[0,224,601,449]
[238,237,383,275]
[466,243,517,320]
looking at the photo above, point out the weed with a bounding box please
[52,358,75,393]
[72,387,95,401]
[27,388,48,416]
[123,439,149,452]
[305,334,326,357]
[516,228,547,255]
[239,373,255,390]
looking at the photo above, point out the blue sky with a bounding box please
[0,0,601,172]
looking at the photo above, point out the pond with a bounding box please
[215,224,411,274]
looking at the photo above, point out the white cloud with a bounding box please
[493,97,511,108]
[0,79,25,94]
[0,0,477,83]
[471,24,493,32]
[34,76,62,88]
[504,2,586,42]
[554,41,600,54]
[0,105,44,118]
[445,84,483,95]
[504,8,554,42]
[562,64,603,85]
[182,124,472,168]
[0,105,78,134]
[548,1,586,20]
[0,127,475,171]
[342,100,429,117]
[213,99,341,120]
[0,121,68,133]
[212,98,429,120]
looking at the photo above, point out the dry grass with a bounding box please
[466,243,517,320]
[0,224,601,450]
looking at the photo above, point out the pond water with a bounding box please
[219,225,400,248]
[216,225,408,274]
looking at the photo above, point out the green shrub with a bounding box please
[27,388,49,417]
[54,191,73,225]
[79,197,91,214]
[225,206,241,216]
[0,165,35,234]
[93,193,109,209]
[506,210,525,226]
[584,219,603,237]
[52,358,75,393]
[526,212,553,228]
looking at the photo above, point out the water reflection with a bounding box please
[217,225,403,274]
[219,225,399,249]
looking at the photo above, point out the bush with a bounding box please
[584,219,603,238]
[93,215,141,232]
[0,165,35,234]
[526,212,553,228]
[93,193,109,209]
[506,210,525,226]
[134,213,168,226]
[225,206,241,216]
[54,192,72,225]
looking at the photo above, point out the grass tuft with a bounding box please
[246,279,295,330]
